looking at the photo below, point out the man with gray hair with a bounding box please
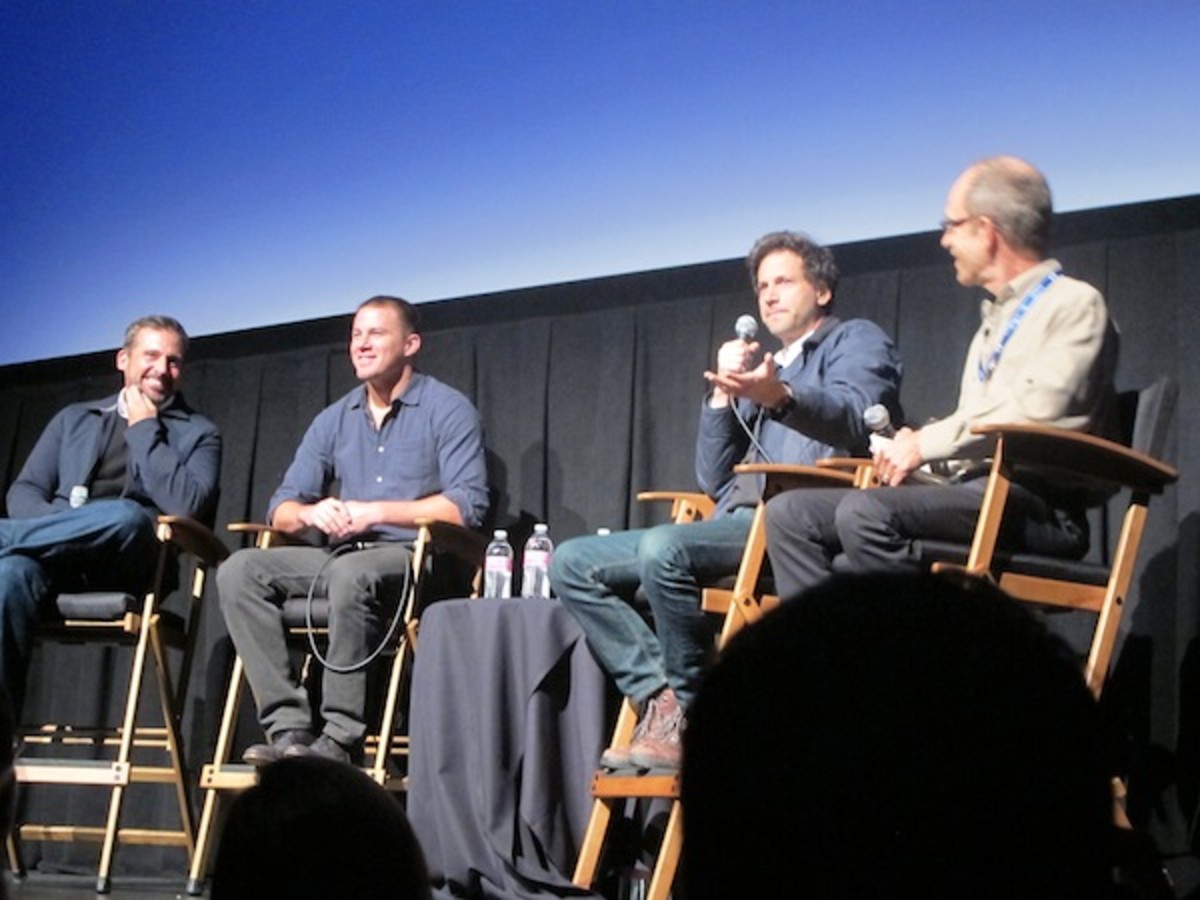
[0,316,221,716]
[550,232,902,771]
[765,156,1120,598]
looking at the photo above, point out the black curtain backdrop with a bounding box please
[2,195,1198,876]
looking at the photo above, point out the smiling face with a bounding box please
[349,302,420,385]
[939,171,994,288]
[755,249,831,346]
[116,326,185,407]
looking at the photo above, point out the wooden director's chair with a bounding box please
[7,514,228,894]
[185,518,484,896]
[914,379,1178,827]
[919,379,1177,693]
[571,461,867,900]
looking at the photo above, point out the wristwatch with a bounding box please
[768,382,795,418]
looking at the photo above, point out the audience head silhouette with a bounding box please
[211,755,432,899]
[681,572,1115,899]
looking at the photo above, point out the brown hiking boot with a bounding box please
[599,693,661,770]
[628,687,684,771]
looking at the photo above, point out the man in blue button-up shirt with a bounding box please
[218,296,488,766]
[0,315,221,716]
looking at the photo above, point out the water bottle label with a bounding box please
[485,557,513,574]
[524,549,550,569]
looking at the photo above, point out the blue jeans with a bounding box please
[548,508,753,708]
[0,499,159,715]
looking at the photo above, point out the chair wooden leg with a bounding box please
[97,596,158,893]
[189,655,249,894]
[647,800,683,900]
[187,788,223,896]
[96,783,127,894]
[368,630,412,786]
[5,833,25,880]
[572,795,615,887]
[149,618,196,857]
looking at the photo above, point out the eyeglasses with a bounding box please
[940,215,978,232]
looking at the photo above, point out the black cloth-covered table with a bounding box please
[407,597,610,899]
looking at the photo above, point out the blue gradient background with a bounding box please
[2,1,1197,365]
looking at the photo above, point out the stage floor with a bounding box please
[4,873,204,899]
[7,856,1200,899]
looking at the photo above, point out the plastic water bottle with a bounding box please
[521,523,554,599]
[483,529,514,598]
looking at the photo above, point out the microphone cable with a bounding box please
[303,540,415,674]
[731,400,773,464]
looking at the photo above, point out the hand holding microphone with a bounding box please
[863,405,933,486]
[705,315,794,410]
[716,315,761,375]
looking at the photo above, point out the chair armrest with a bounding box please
[734,463,859,501]
[815,457,871,473]
[226,522,305,548]
[970,423,1178,493]
[636,491,715,523]
[157,516,229,565]
[414,518,488,566]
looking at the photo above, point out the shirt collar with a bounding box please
[774,315,838,370]
[349,371,426,412]
[990,258,1062,307]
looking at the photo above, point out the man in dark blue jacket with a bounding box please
[550,232,903,771]
[0,315,221,715]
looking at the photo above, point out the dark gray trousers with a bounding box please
[217,543,412,746]
[764,480,1088,602]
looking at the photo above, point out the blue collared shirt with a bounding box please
[268,372,489,541]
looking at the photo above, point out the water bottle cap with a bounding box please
[533,523,549,534]
[494,529,508,540]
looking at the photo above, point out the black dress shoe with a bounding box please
[242,729,314,767]
[284,733,363,766]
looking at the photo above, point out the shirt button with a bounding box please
[378,446,384,453]
[376,476,383,483]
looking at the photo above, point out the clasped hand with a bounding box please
[300,497,373,539]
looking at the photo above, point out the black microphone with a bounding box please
[734,315,758,342]
[863,404,894,438]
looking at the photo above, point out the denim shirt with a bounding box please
[6,392,222,521]
[268,372,489,541]
[696,316,903,515]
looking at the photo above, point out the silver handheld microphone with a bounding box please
[734,315,758,342]
[863,404,894,438]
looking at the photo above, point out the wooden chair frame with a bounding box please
[186,519,483,896]
[571,461,864,900]
[926,420,1177,697]
[7,515,227,894]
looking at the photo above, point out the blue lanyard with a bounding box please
[976,268,1061,382]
